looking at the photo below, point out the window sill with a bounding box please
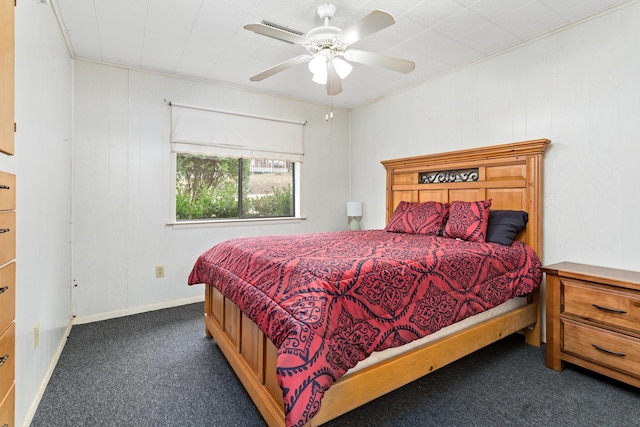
[168,216,307,230]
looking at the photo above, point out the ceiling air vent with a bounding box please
[260,20,305,43]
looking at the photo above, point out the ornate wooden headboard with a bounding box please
[381,139,550,255]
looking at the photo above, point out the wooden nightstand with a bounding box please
[543,262,640,387]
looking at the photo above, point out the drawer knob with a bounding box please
[0,354,9,367]
[592,303,626,314]
[0,286,7,295]
[0,228,9,234]
[0,184,9,190]
[592,344,626,358]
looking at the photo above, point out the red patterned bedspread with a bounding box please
[188,230,541,426]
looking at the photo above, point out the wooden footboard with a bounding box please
[205,284,540,427]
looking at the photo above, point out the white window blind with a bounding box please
[170,103,304,162]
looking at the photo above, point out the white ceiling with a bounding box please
[53,0,630,108]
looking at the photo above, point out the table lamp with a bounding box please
[347,201,363,231]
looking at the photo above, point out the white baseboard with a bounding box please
[73,295,205,325]
[22,318,74,427]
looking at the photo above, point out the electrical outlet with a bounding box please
[34,323,40,349]
[155,265,165,278]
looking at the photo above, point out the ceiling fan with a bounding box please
[244,3,415,96]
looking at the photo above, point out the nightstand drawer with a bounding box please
[0,263,15,332]
[0,211,15,266]
[0,172,15,211]
[563,318,640,378]
[563,278,640,333]
[0,323,15,401]
[0,383,14,427]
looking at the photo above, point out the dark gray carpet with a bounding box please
[31,303,640,426]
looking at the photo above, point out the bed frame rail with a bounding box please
[205,285,538,426]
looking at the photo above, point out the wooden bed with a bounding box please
[202,138,550,426]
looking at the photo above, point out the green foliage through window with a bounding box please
[176,154,294,220]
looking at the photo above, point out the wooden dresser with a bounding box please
[543,262,640,388]
[0,0,15,425]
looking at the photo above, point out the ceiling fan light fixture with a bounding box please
[308,54,327,75]
[332,57,352,79]
[312,71,328,85]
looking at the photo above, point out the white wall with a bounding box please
[351,3,640,271]
[3,2,73,426]
[71,61,350,319]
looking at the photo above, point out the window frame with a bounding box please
[169,152,303,228]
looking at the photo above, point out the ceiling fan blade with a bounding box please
[244,23,309,45]
[326,63,342,96]
[249,55,311,81]
[344,49,415,74]
[337,10,395,45]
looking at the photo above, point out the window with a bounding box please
[176,154,295,220]
[169,103,304,224]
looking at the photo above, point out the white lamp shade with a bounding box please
[332,57,352,79]
[312,70,327,84]
[309,51,352,84]
[347,201,363,217]
[308,55,326,74]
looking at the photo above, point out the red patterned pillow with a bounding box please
[443,199,492,242]
[385,201,449,235]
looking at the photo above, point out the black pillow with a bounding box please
[486,210,528,246]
